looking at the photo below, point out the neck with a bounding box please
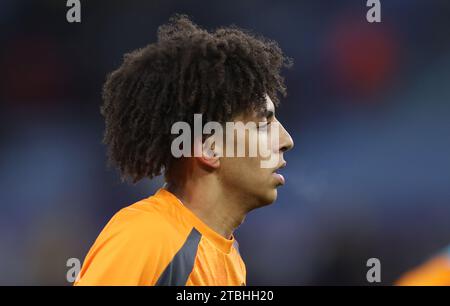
[166,177,247,239]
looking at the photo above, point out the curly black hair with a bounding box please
[101,14,292,183]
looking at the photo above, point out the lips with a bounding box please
[273,161,287,185]
[273,172,285,185]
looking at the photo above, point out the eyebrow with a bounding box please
[257,108,275,120]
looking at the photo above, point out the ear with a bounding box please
[196,135,220,169]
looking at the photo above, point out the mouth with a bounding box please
[272,161,287,185]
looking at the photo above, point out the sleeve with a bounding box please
[74,208,185,286]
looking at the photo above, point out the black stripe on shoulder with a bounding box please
[155,228,201,286]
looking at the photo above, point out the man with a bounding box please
[75,15,294,286]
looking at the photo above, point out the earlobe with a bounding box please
[204,149,221,168]
[197,136,220,169]
[197,151,220,169]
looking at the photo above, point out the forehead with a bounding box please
[237,95,275,121]
[265,95,275,111]
[255,95,275,119]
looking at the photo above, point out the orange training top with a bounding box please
[74,188,246,286]
[396,246,450,286]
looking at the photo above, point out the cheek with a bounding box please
[221,157,267,185]
[256,128,279,159]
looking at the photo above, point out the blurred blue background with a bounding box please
[1,0,450,285]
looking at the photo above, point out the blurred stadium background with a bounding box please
[1,0,450,285]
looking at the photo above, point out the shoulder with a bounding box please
[100,197,187,246]
[75,197,191,285]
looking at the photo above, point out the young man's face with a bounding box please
[218,95,294,210]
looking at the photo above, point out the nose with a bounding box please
[278,122,294,153]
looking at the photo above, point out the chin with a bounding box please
[256,188,278,208]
